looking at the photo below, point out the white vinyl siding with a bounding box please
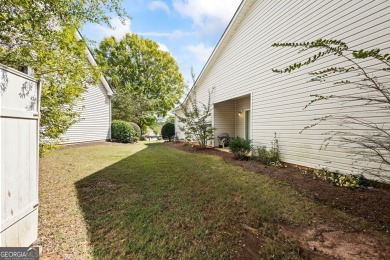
[214,99,235,145]
[184,0,390,178]
[62,83,111,144]
[174,108,186,139]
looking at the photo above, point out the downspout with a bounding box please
[109,96,112,140]
[108,91,116,141]
[250,92,253,142]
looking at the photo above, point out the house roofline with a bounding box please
[76,31,114,96]
[180,0,256,105]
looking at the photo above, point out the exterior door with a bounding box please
[245,110,251,140]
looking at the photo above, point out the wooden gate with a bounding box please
[0,64,40,246]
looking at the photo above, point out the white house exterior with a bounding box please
[175,0,390,180]
[61,81,112,144]
[61,33,114,144]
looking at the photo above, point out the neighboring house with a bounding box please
[145,128,159,140]
[61,32,114,144]
[175,0,390,178]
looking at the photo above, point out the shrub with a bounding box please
[161,122,175,141]
[313,168,367,189]
[256,146,281,165]
[140,136,146,141]
[111,120,136,143]
[256,133,281,166]
[128,122,141,138]
[176,91,216,149]
[229,137,252,160]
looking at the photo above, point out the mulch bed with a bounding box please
[165,142,390,233]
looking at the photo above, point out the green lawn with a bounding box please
[38,142,383,259]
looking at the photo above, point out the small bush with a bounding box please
[256,133,281,166]
[257,146,281,165]
[161,122,175,141]
[129,122,141,138]
[313,168,367,189]
[39,142,60,157]
[229,137,252,160]
[140,136,146,141]
[111,120,136,143]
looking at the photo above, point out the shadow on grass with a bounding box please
[75,143,225,259]
[75,143,310,259]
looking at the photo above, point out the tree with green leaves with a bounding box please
[38,29,101,153]
[0,0,128,154]
[165,115,175,124]
[272,39,390,182]
[0,0,127,68]
[109,91,156,136]
[95,33,185,135]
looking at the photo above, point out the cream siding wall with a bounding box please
[62,83,111,144]
[184,0,390,179]
[212,95,250,146]
[214,99,235,145]
[174,108,186,139]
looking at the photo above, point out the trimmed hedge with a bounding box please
[129,122,141,138]
[161,122,175,141]
[229,137,252,160]
[111,120,137,143]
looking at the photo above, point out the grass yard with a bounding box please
[37,142,390,259]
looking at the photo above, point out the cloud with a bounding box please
[170,30,195,40]
[173,0,241,37]
[139,32,171,37]
[94,17,132,39]
[138,29,195,40]
[158,42,170,52]
[185,43,214,64]
[149,1,171,15]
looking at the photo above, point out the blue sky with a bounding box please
[81,0,242,88]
